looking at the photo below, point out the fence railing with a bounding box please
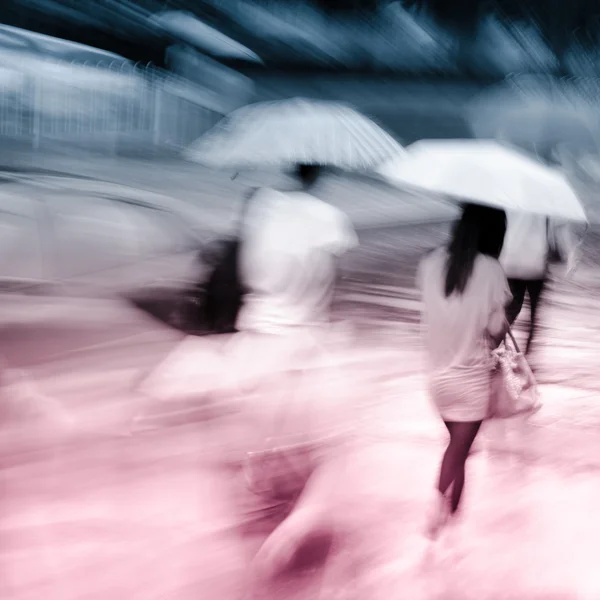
[0,60,231,155]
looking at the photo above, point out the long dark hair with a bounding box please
[444,203,507,298]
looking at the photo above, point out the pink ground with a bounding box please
[2,152,600,598]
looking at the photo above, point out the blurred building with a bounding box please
[0,23,231,158]
[165,46,255,113]
[154,11,258,111]
[0,23,129,65]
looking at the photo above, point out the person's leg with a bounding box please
[505,279,527,326]
[427,421,457,538]
[437,421,457,497]
[447,421,482,514]
[437,421,482,507]
[525,279,546,356]
[251,457,335,581]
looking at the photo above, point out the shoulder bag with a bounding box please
[488,324,542,419]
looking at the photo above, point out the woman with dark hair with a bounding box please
[416,203,512,539]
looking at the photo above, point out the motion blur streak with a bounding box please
[3,1,600,599]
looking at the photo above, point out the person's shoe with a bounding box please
[425,491,450,540]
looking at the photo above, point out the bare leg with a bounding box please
[449,465,465,514]
[447,421,481,512]
[426,423,455,538]
[429,421,481,536]
[437,422,458,497]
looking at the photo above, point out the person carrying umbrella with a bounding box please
[232,162,359,576]
[499,148,581,363]
[181,98,403,582]
[235,163,357,335]
[416,203,511,538]
[378,139,587,539]
[499,212,579,360]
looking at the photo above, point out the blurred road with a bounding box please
[3,78,600,596]
[2,366,600,600]
[3,214,600,599]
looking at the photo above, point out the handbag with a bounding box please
[488,325,542,419]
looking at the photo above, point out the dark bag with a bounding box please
[193,188,257,334]
[199,238,245,333]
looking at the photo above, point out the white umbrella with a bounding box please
[377,139,587,223]
[183,98,403,171]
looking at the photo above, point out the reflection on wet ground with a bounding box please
[3,206,600,598]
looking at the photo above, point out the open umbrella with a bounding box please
[377,139,587,223]
[183,98,404,171]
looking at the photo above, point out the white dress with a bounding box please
[140,187,359,442]
[237,187,358,334]
[500,210,580,280]
[499,211,548,280]
[417,247,512,422]
[233,187,359,446]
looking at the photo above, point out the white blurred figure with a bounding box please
[484,151,581,465]
[133,164,358,584]
[500,192,580,365]
[234,164,358,582]
[238,164,357,337]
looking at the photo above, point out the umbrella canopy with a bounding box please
[152,11,262,63]
[468,103,598,159]
[183,98,404,171]
[377,140,587,223]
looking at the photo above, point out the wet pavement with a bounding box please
[3,163,600,598]
[3,378,600,600]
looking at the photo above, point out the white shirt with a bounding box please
[417,248,511,374]
[236,187,358,334]
[499,211,549,280]
[500,211,579,280]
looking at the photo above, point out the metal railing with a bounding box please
[0,60,228,155]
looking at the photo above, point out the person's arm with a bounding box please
[486,262,512,348]
[488,306,509,349]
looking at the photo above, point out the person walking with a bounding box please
[416,203,511,539]
[499,209,579,360]
[232,163,359,580]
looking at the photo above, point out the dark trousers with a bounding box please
[505,278,546,355]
